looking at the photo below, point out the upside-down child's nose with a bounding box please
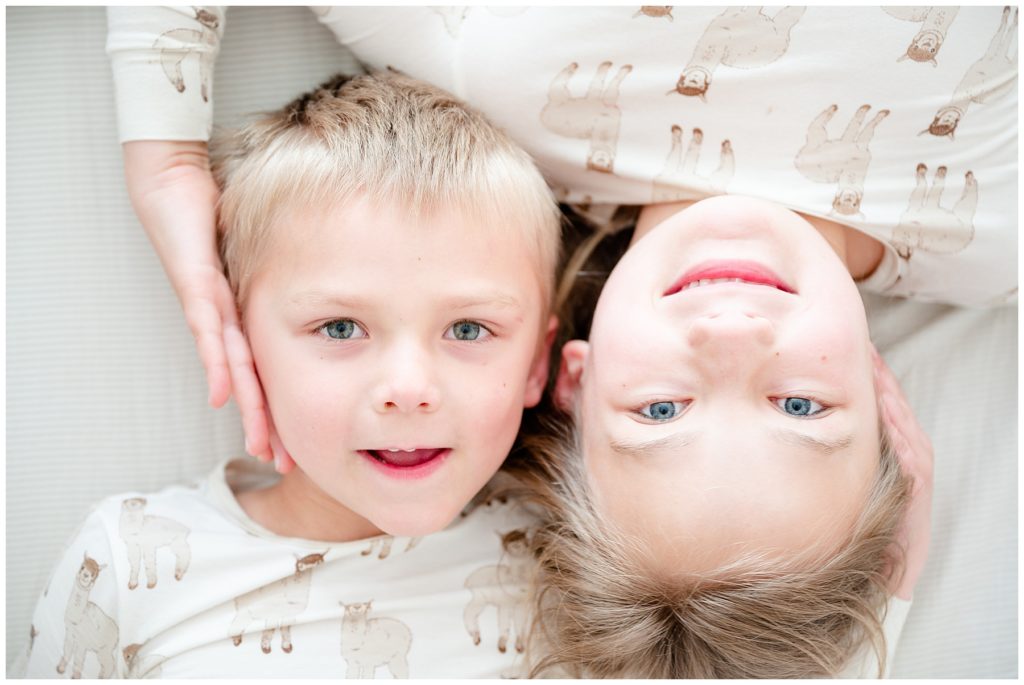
[686,311,775,353]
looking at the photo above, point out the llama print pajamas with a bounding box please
[108,6,1014,307]
[21,459,538,677]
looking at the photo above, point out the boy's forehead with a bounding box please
[265,196,551,279]
[245,196,550,310]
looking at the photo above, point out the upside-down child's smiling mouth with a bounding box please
[664,260,797,296]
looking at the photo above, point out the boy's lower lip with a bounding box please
[664,260,795,295]
[358,448,451,480]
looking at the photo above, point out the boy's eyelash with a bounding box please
[312,318,367,338]
[448,320,497,341]
[307,319,500,340]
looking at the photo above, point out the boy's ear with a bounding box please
[553,340,589,411]
[523,315,559,408]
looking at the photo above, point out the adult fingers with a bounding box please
[267,412,296,475]
[182,292,231,409]
[224,323,270,460]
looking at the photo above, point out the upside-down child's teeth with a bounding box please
[683,277,780,291]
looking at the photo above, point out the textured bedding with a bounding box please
[6,7,1016,676]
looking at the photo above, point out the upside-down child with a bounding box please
[22,71,560,678]
[510,196,934,678]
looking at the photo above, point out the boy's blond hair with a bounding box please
[210,71,561,310]
[503,411,911,678]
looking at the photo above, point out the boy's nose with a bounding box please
[372,349,441,414]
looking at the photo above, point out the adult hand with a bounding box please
[121,140,295,473]
[872,345,933,600]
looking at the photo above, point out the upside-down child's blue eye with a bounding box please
[775,397,825,417]
[320,319,365,340]
[640,401,685,421]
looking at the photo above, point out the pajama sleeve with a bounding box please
[106,6,226,142]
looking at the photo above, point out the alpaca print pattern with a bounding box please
[674,7,805,99]
[229,552,326,654]
[56,554,119,679]
[634,6,673,21]
[340,601,413,678]
[463,530,533,654]
[153,6,221,102]
[119,497,191,590]
[541,61,633,174]
[432,7,469,38]
[924,6,1017,139]
[891,164,978,258]
[652,125,734,202]
[122,643,167,679]
[794,103,889,218]
[361,535,421,560]
[883,6,960,65]
[26,625,39,664]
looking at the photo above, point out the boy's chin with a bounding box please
[373,506,462,538]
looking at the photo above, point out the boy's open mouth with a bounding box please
[664,260,796,296]
[360,448,449,468]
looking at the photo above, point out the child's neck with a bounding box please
[635,200,884,281]
[236,467,384,542]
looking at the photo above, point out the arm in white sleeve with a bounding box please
[106,6,226,142]
[839,596,913,678]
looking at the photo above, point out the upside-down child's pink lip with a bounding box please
[359,448,451,480]
[664,260,796,296]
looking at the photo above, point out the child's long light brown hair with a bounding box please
[504,411,910,678]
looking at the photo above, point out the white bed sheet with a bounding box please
[5,7,1017,677]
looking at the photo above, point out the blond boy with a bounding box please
[22,72,560,678]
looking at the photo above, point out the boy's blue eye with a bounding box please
[447,321,489,341]
[775,397,825,417]
[639,401,685,421]
[319,319,366,340]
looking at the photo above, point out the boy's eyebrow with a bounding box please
[770,428,854,455]
[288,291,369,307]
[438,292,524,311]
[288,290,524,311]
[609,432,699,459]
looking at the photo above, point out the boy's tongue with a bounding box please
[371,448,444,467]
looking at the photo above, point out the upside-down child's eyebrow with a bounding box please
[771,428,854,455]
[609,431,699,459]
